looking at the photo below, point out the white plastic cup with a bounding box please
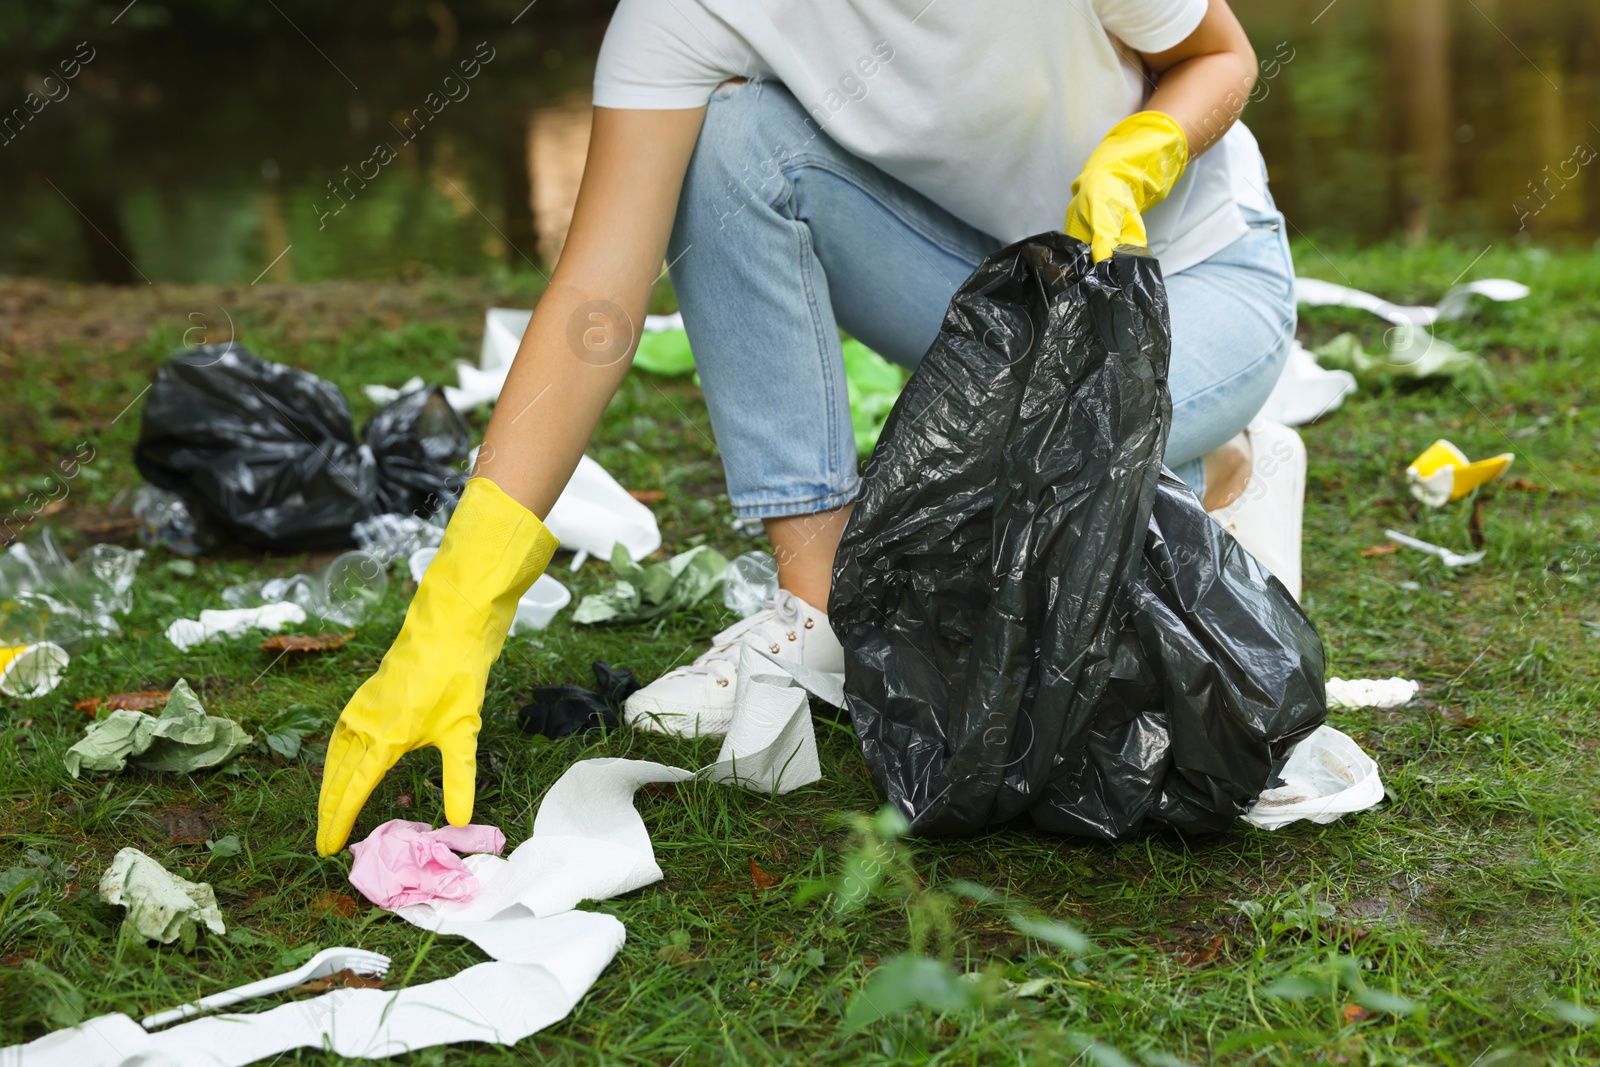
[0,642,70,699]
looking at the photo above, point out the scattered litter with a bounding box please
[223,550,389,628]
[135,345,470,550]
[633,327,696,377]
[1257,340,1359,426]
[0,529,143,648]
[1326,677,1420,710]
[1406,439,1515,507]
[832,236,1333,839]
[573,544,727,624]
[517,661,640,738]
[260,632,353,654]
[0,642,69,699]
[1313,329,1492,394]
[1384,529,1486,568]
[65,679,252,777]
[1295,276,1529,328]
[166,602,307,651]
[131,484,207,557]
[97,847,225,946]
[140,946,391,1030]
[409,547,570,634]
[1242,726,1385,830]
[723,550,779,618]
[74,690,170,716]
[348,820,506,910]
[361,375,426,405]
[352,511,446,559]
[542,454,663,570]
[11,490,814,1060]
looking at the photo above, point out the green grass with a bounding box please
[2,238,1599,1064]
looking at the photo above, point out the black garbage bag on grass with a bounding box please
[828,234,1326,840]
[134,345,469,550]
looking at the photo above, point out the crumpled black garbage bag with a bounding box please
[828,234,1326,840]
[133,344,469,550]
[518,661,641,738]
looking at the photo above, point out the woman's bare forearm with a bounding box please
[474,105,706,517]
[1139,0,1258,159]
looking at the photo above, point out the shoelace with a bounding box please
[673,589,806,686]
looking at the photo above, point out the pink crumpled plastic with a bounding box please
[347,818,506,909]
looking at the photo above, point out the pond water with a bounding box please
[3,1,1596,284]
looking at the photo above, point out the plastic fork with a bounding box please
[141,946,392,1029]
[1384,529,1486,568]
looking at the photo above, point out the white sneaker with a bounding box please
[1207,419,1306,601]
[624,589,845,738]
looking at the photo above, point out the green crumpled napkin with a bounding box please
[64,679,253,778]
[1315,327,1494,395]
[573,544,728,624]
[97,847,225,948]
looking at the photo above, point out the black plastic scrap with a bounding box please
[829,234,1327,840]
[134,345,470,550]
[518,661,641,739]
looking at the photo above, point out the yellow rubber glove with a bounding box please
[1064,111,1189,263]
[316,478,559,855]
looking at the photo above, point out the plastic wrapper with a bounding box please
[133,346,470,551]
[829,235,1327,840]
[723,551,779,617]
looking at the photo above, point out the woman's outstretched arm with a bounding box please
[475,104,707,514]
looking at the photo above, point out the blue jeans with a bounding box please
[667,80,1296,519]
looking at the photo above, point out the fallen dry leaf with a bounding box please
[749,858,781,890]
[1360,543,1400,558]
[628,489,666,504]
[1172,934,1226,968]
[260,632,354,654]
[157,806,213,844]
[395,793,414,809]
[312,891,359,919]
[292,968,388,995]
[75,690,171,716]
[1506,477,1546,492]
[1342,1003,1374,1024]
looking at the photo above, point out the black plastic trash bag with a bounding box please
[134,345,469,550]
[829,235,1326,840]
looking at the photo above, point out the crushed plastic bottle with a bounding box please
[131,484,206,558]
[723,551,779,618]
[221,550,388,627]
[0,531,143,698]
[0,530,144,650]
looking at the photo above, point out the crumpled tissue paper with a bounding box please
[348,820,506,909]
[98,847,225,946]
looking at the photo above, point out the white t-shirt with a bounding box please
[593,0,1266,275]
